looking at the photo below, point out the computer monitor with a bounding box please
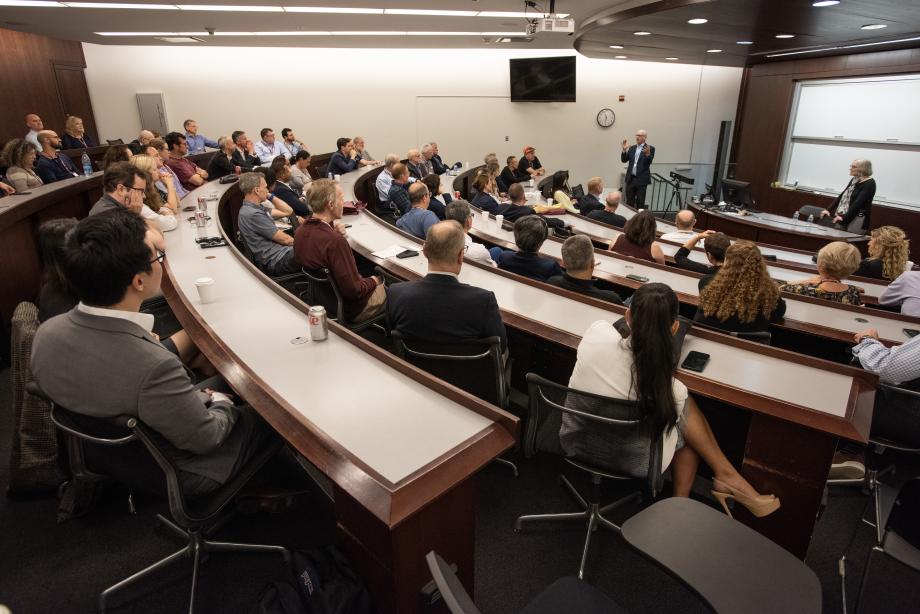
[721,178,754,209]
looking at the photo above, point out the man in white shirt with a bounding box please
[660,210,698,242]
[376,153,400,205]
[253,128,288,163]
[445,199,497,267]
[24,113,43,148]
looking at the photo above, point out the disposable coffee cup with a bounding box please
[195,277,215,304]
[480,210,489,219]
[495,214,504,226]
[528,179,534,188]
[334,174,342,182]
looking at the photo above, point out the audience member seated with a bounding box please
[396,183,439,239]
[294,179,386,323]
[854,225,909,281]
[31,209,278,498]
[102,143,133,169]
[879,271,920,317]
[576,177,605,215]
[270,157,310,217]
[497,183,537,222]
[0,181,14,196]
[387,163,412,215]
[231,131,260,171]
[486,161,507,195]
[376,153,400,205]
[548,235,623,304]
[35,130,80,184]
[780,241,863,305]
[24,113,43,148]
[164,132,208,191]
[280,128,303,159]
[695,241,786,333]
[36,217,79,323]
[132,154,178,232]
[587,191,628,227]
[500,156,520,190]
[128,130,155,155]
[61,116,96,149]
[148,138,189,200]
[88,162,164,246]
[237,172,299,276]
[420,173,451,219]
[445,200,497,267]
[207,136,240,180]
[1,138,42,192]
[429,142,449,174]
[289,150,313,193]
[515,146,545,180]
[387,221,507,348]
[853,326,920,385]
[675,230,730,277]
[407,148,428,180]
[660,211,698,242]
[253,128,287,163]
[183,118,218,154]
[251,167,295,222]
[421,143,440,176]
[471,173,501,214]
[328,137,360,176]
[493,216,563,282]
[353,136,378,166]
[609,210,665,264]
[565,282,779,515]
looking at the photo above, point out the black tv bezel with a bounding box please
[509,56,577,103]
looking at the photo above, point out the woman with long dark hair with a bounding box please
[566,282,779,517]
[37,217,79,323]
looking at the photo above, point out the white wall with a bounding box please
[83,44,742,188]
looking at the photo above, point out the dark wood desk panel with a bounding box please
[452,164,485,200]
[308,151,335,180]
[353,165,385,206]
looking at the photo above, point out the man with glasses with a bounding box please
[445,200,497,267]
[31,208,281,498]
[89,162,165,249]
[386,221,507,350]
[254,128,288,163]
[237,172,299,276]
[621,129,655,207]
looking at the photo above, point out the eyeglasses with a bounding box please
[150,250,166,265]
[123,185,145,193]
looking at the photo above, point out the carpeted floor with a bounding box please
[1,366,918,613]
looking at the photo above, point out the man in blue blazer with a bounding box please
[386,221,507,350]
[620,129,655,207]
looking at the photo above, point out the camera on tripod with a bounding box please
[669,171,695,185]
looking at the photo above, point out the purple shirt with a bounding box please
[880,270,920,318]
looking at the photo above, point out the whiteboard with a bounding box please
[792,76,920,143]
[785,141,920,207]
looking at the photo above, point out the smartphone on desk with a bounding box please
[904,328,920,338]
[681,351,710,373]
[625,273,650,283]
[396,249,419,259]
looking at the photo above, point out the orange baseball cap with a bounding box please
[523,146,536,154]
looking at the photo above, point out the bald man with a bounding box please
[587,191,628,228]
[660,210,698,242]
[621,129,655,207]
[129,130,156,155]
[24,113,43,148]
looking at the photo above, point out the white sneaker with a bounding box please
[829,460,865,480]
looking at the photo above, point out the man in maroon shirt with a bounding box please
[164,131,208,191]
[294,179,386,323]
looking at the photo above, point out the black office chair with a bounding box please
[692,321,772,345]
[315,163,329,179]
[391,331,518,476]
[833,382,920,612]
[298,267,386,333]
[31,384,290,613]
[798,205,826,219]
[425,551,628,614]
[621,497,822,614]
[106,139,124,145]
[515,373,662,579]
[850,477,920,614]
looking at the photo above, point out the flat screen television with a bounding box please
[510,56,576,102]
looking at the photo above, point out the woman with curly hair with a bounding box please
[129,155,177,232]
[854,226,909,281]
[695,241,786,333]
[2,138,43,192]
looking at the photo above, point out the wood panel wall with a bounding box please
[0,27,97,145]
[731,47,920,243]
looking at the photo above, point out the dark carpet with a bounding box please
[1,367,919,613]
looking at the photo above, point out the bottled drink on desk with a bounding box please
[81,152,93,176]
[807,213,815,224]
[792,211,800,225]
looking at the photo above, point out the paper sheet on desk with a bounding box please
[372,244,416,258]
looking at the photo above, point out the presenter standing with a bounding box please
[621,129,655,207]
[820,159,875,235]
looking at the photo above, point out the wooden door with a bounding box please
[52,61,98,144]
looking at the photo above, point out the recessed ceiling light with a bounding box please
[0,1,63,6]
[65,2,175,7]
[776,33,794,38]
[736,40,753,45]
[608,44,623,49]
[633,31,651,36]
[615,55,627,59]
[177,5,283,11]
[687,18,707,25]
[861,24,887,30]
[665,57,679,60]
[283,7,382,14]
[812,0,840,6]
[384,9,478,16]
[156,36,201,42]
[706,49,722,53]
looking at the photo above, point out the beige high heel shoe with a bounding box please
[711,479,781,518]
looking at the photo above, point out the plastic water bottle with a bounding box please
[792,211,800,225]
[81,152,92,176]
[807,213,815,224]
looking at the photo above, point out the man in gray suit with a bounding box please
[31,208,275,497]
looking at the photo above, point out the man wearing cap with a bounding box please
[515,146,545,181]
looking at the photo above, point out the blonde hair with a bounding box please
[64,116,84,136]
[868,226,909,280]
[587,176,603,194]
[853,159,873,178]
[699,241,780,324]
[817,241,861,279]
[131,155,164,210]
